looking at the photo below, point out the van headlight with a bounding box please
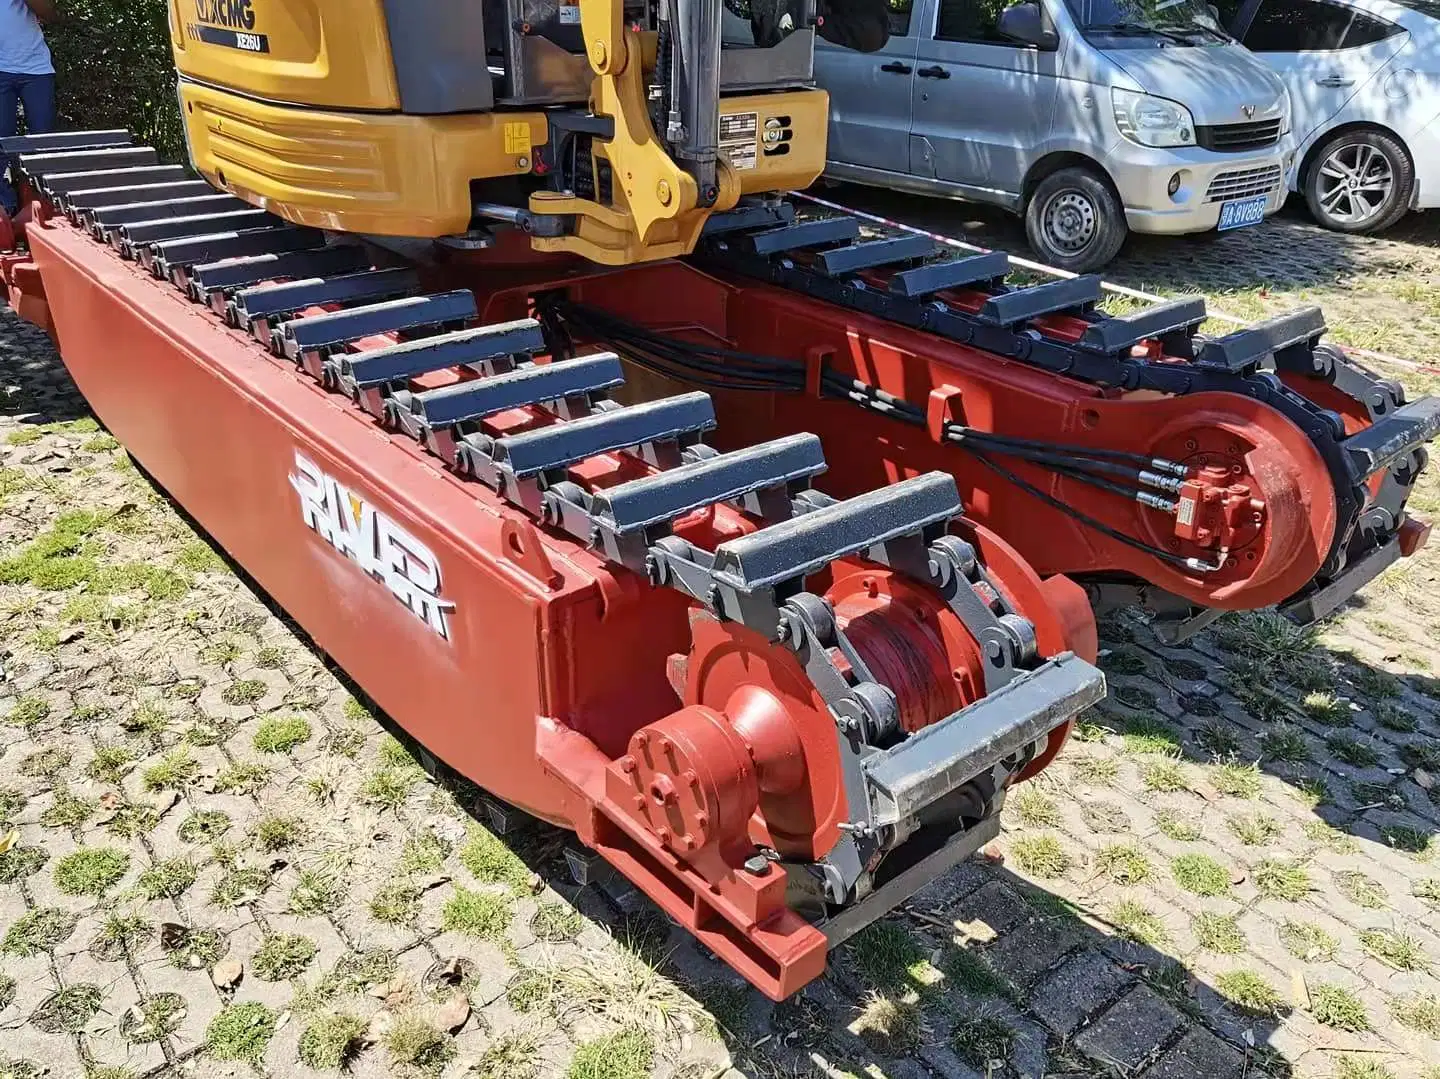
[1112,88,1196,148]
[1280,87,1293,135]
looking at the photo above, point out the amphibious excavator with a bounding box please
[1,0,1437,998]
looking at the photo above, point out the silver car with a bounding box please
[814,0,1298,271]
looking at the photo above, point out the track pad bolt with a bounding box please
[619,755,637,774]
[657,180,673,206]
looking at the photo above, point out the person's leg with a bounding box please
[17,74,56,135]
[0,73,23,216]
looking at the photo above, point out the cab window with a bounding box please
[936,0,1021,42]
[1243,0,1401,50]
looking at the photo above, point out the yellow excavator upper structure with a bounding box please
[168,0,830,263]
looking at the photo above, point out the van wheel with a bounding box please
[1025,167,1127,273]
[1304,129,1413,234]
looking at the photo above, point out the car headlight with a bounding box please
[1112,88,1196,148]
[1280,87,1293,136]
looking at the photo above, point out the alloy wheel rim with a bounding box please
[1316,143,1394,226]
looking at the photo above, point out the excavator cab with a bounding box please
[169,0,848,263]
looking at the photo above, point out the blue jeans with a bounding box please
[0,71,57,215]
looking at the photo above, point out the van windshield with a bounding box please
[1063,0,1232,43]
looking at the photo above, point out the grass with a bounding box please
[1359,928,1430,971]
[211,866,272,908]
[459,826,533,891]
[1374,701,1418,732]
[253,714,312,753]
[1380,823,1435,857]
[1390,991,1440,1037]
[205,1002,278,1063]
[1119,713,1180,755]
[1335,870,1388,909]
[441,887,511,939]
[848,920,926,989]
[1301,691,1351,726]
[85,743,136,784]
[1254,859,1311,901]
[20,746,71,777]
[1171,853,1230,896]
[1072,754,1119,785]
[141,749,199,791]
[31,984,104,1034]
[1416,878,1440,907]
[39,787,96,828]
[361,765,421,810]
[1154,808,1202,841]
[1227,813,1281,845]
[298,1013,367,1070]
[940,944,1012,998]
[1012,786,1061,827]
[214,761,270,794]
[1303,819,1357,853]
[1260,726,1312,762]
[289,870,346,916]
[1310,983,1370,1031]
[178,810,231,843]
[121,992,187,1044]
[1280,920,1339,962]
[53,847,130,895]
[385,1015,454,1076]
[470,1032,540,1079]
[853,992,924,1051]
[254,813,307,852]
[507,967,556,1014]
[4,695,49,729]
[1095,844,1153,884]
[1212,761,1262,799]
[399,833,450,874]
[0,845,47,884]
[222,678,267,706]
[1326,734,1380,767]
[1335,1058,1396,1079]
[252,933,319,981]
[1011,834,1071,878]
[92,911,152,961]
[531,903,584,942]
[164,926,228,970]
[2,908,76,956]
[565,1028,652,1079]
[1140,757,1189,792]
[1111,900,1168,947]
[950,1014,1016,1069]
[370,883,421,925]
[138,858,197,899]
[1214,969,1284,1015]
[1192,912,1246,954]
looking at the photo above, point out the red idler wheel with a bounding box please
[678,611,848,862]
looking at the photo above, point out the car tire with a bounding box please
[1024,167,1127,273]
[1304,129,1414,234]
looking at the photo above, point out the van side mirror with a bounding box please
[1207,3,1221,22]
[997,2,1060,50]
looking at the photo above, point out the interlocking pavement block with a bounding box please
[983,914,1085,994]
[1139,1026,1247,1079]
[1073,985,1186,1073]
[1030,948,1136,1036]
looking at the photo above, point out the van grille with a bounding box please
[1195,119,1283,152]
[1205,164,1283,204]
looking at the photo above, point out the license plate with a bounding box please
[1217,193,1268,232]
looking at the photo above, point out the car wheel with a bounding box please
[1305,129,1414,234]
[1024,167,1127,273]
